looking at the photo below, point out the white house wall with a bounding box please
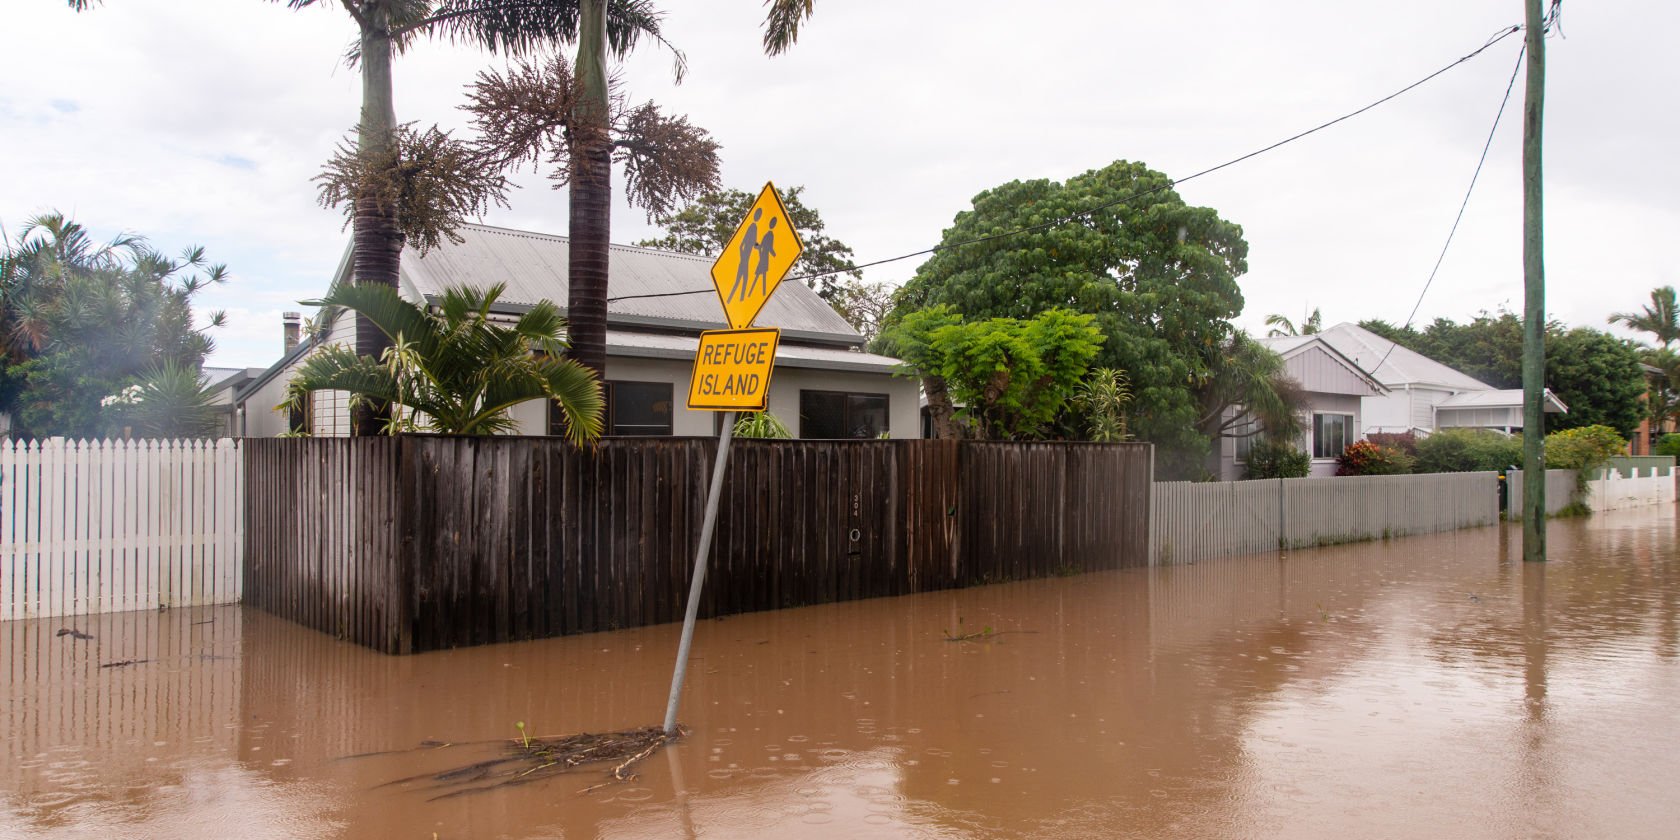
[1361,385,1453,435]
[1288,346,1378,395]
[508,354,921,439]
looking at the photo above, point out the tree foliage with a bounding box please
[1265,307,1321,337]
[1,213,226,439]
[1195,332,1306,447]
[887,306,1103,440]
[1544,425,1626,472]
[1413,429,1522,474]
[102,363,222,439]
[1608,286,1680,349]
[636,185,859,293]
[890,160,1248,467]
[1241,440,1309,480]
[283,283,603,441]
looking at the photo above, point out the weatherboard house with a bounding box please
[232,224,919,440]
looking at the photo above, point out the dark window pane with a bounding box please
[799,391,847,439]
[1313,413,1349,459]
[800,390,890,439]
[610,381,673,436]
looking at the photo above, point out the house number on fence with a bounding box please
[666,183,805,735]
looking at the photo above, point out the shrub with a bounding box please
[1414,428,1523,473]
[1242,440,1309,479]
[1335,440,1414,476]
[1656,433,1680,459]
[733,411,792,439]
[1366,431,1418,456]
[1544,424,1626,471]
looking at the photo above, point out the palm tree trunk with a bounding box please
[352,1,402,435]
[566,0,611,378]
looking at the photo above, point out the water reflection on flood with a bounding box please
[4,509,1678,839]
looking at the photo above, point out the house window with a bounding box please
[799,390,889,439]
[1312,413,1352,459]
[1233,416,1259,461]
[550,380,673,437]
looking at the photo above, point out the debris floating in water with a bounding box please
[364,725,683,800]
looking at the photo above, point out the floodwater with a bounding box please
[4,510,1679,839]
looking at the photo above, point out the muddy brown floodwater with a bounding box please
[5,509,1680,839]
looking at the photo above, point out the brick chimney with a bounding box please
[282,312,302,353]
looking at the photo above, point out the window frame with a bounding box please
[550,379,675,437]
[1311,412,1353,460]
[797,389,891,440]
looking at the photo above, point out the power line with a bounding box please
[1371,45,1527,379]
[608,24,1523,305]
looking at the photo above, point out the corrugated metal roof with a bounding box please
[1315,323,1493,391]
[398,224,862,345]
[1438,388,1568,413]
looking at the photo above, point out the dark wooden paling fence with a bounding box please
[243,438,1151,654]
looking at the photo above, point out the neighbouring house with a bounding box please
[1311,323,1567,437]
[231,224,919,440]
[1218,333,1388,479]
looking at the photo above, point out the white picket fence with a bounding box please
[1151,472,1500,565]
[1,438,243,620]
[1507,466,1677,517]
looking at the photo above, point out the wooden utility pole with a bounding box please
[1521,0,1548,561]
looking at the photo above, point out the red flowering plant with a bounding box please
[1335,439,1415,476]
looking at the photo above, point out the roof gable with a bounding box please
[1256,334,1386,396]
[392,224,862,346]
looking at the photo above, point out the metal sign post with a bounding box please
[663,182,801,736]
[662,410,735,735]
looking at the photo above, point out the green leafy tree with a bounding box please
[1654,433,1680,459]
[888,306,1103,440]
[1545,328,1646,438]
[890,160,1248,468]
[635,185,861,296]
[283,283,603,441]
[1,212,226,439]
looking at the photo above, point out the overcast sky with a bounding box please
[3,0,1675,369]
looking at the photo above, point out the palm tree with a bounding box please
[1264,307,1321,337]
[283,283,603,440]
[1196,332,1307,445]
[1609,286,1680,349]
[562,0,816,376]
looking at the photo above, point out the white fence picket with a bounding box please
[0,438,244,620]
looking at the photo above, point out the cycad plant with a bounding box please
[283,283,602,441]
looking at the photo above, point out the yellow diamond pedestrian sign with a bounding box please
[710,182,804,330]
[687,328,780,411]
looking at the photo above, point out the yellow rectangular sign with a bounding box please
[687,328,780,412]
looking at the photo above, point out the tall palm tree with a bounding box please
[284,283,603,440]
[1609,286,1680,349]
[563,0,816,376]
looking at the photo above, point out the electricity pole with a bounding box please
[1521,0,1548,561]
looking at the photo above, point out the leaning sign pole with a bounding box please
[664,183,805,735]
[1521,0,1548,561]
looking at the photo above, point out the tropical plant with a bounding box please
[1366,431,1419,456]
[1241,440,1309,480]
[1335,440,1414,476]
[1413,428,1522,474]
[1,212,226,439]
[282,283,602,440]
[888,160,1248,471]
[102,364,222,439]
[1608,286,1680,349]
[732,411,791,439]
[1543,425,1626,472]
[887,306,1104,440]
[1195,332,1307,450]
[1070,368,1132,442]
[1265,307,1321,337]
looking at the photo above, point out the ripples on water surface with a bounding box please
[3,510,1678,838]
